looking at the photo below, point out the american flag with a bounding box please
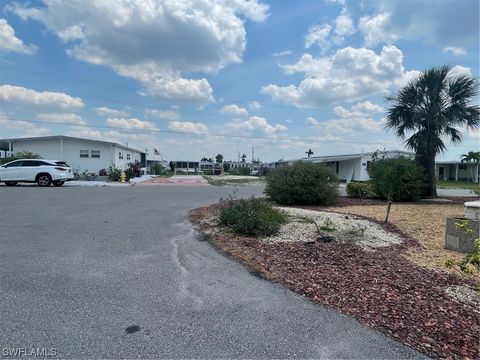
[154,148,160,156]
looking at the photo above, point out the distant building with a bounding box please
[0,135,146,173]
[171,161,199,174]
[263,150,413,182]
[435,161,479,182]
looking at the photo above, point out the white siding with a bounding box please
[9,137,143,173]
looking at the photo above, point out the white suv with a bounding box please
[0,159,74,187]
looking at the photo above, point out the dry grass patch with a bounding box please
[327,203,478,277]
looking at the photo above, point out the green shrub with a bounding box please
[107,165,122,181]
[346,181,376,199]
[368,155,424,201]
[219,197,288,237]
[229,166,251,176]
[265,161,339,205]
[98,168,108,176]
[151,163,169,175]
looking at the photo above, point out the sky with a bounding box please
[0,0,478,162]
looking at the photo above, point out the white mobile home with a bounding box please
[436,161,479,182]
[303,150,413,182]
[264,150,413,182]
[0,135,146,173]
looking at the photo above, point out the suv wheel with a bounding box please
[36,174,52,187]
[5,181,17,186]
[53,180,65,187]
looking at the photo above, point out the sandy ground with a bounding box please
[327,203,474,275]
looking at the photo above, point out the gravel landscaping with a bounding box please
[317,201,479,278]
[264,207,402,251]
[190,204,480,359]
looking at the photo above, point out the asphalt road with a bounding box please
[0,185,425,359]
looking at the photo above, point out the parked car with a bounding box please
[0,159,74,187]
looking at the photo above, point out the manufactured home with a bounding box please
[0,135,146,173]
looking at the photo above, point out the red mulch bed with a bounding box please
[189,205,480,359]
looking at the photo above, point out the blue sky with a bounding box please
[0,0,478,162]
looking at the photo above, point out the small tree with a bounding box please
[241,154,247,163]
[305,149,314,158]
[265,161,339,205]
[215,154,223,163]
[223,162,231,172]
[368,154,424,201]
[169,161,175,172]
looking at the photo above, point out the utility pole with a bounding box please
[251,146,254,163]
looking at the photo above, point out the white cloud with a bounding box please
[67,126,156,147]
[220,104,248,117]
[272,50,292,57]
[0,18,37,55]
[333,101,384,118]
[93,106,128,117]
[0,112,51,137]
[226,116,287,134]
[361,1,479,49]
[9,0,269,105]
[0,84,84,108]
[443,47,467,56]
[145,108,180,121]
[306,115,385,135]
[37,113,85,125]
[305,9,354,51]
[168,121,208,134]
[262,45,416,107]
[450,65,472,77]
[334,12,355,39]
[248,101,261,110]
[359,13,397,47]
[305,24,332,49]
[105,117,158,131]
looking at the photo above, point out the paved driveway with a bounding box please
[0,186,425,359]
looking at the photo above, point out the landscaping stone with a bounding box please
[464,200,480,220]
[445,217,479,253]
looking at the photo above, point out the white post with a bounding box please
[8,141,12,156]
[455,163,458,181]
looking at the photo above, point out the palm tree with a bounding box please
[461,151,480,182]
[385,65,479,196]
[305,148,314,158]
[15,150,41,159]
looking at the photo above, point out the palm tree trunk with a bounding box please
[416,152,437,197]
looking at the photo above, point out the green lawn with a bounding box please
[436,180,479,192]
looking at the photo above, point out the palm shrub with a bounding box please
[265,161,339,205]
[219,197,288,237]
[368,155,424,201]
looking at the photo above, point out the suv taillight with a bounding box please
[55,167,66,171]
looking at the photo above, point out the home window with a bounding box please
[126,154,131,161]
[91,150,100,159]
[80,150,89,158]
[119,152,123,159]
